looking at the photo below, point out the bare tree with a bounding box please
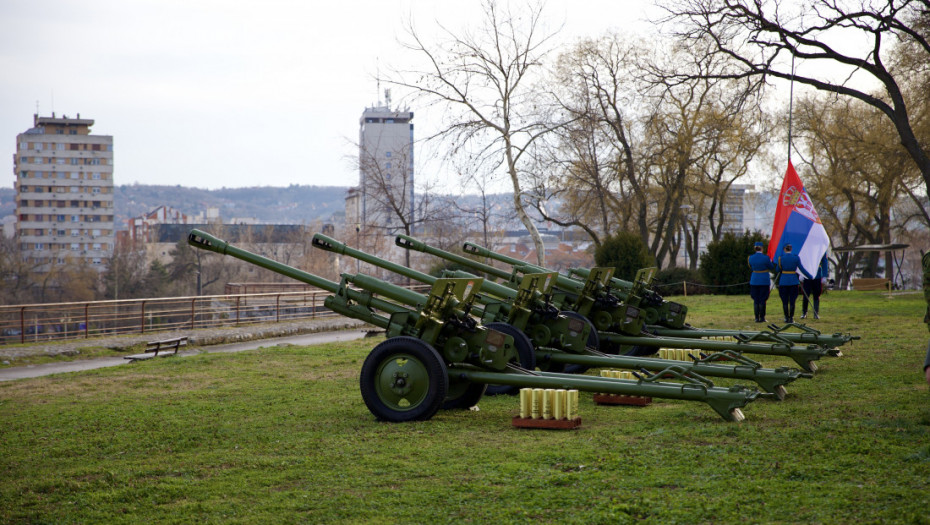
[541,35,654,247]
[662,0,930,204]
[389,0,563,266]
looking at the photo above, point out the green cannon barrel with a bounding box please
[396,234,515,282]
[190,229,426,308]
[315,233,523,319]
[461,241,616,304]
[319,233,592,360]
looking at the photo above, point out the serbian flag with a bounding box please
[767,161,829,279]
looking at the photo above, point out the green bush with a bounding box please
[699,230,769,295]
[651,267,708,296]
[594,231,656,281]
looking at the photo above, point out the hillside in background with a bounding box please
[0,184,528,231]
[0,184,352,228]
[114,184,350,226]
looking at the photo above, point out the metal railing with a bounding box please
[1,284,430,346]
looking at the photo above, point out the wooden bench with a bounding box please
[125,336,189,361]
[852,278,890,291]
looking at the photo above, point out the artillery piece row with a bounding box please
[188,229,858,424]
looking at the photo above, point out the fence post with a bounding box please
[276,294,280,323]
[20,307,25,344]
[140,301,146,334]
[84,304,89,338]
[191,298,196,330]
[235,296,240,326]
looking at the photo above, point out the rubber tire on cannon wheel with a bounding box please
[483,322,536,396]
[442,377,487,410]
[359,336,448,422]
[558,310,600,374]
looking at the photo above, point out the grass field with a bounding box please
[2,291,929,524]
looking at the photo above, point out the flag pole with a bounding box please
[787,54,796,162]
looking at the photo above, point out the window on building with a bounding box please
[35,243,45,251]
[92,229,101,236]
[71,215,79,223]
[70,158,78,165]
[57,230,65,236]
[92,173,101,180]
[92,243,101,250]
[71,229,79,237]
[385,152,392,158]
[70,186,79,193]
[57,215,65,222]
[70,243,79,251]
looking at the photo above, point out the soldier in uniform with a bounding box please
[801,254,829,319]
[921,252,930,383]
[776,243,813,323]
[747,241,774,322]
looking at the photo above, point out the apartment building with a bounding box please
[13,113,115,271]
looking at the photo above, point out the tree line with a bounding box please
[382,0,929,280]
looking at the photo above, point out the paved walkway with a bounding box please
[0,317,376,382]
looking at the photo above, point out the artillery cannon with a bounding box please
[567,267,858,350]
[188,229,767,422]
[395,235,839,373]
[312,233,812,399]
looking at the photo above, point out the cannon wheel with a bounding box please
[360,336,448,422]
[559,311,600,374]
[484,322,536,396]
[442,377,487,410]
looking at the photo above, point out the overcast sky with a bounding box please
[1,0,661,192]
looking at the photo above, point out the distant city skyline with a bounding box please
[1,0,660,192]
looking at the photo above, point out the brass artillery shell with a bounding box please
[520,388,532,419]
[568,389,579,419]
[554,389,566,420]
[542,389,552,419]
[531,388,543,419]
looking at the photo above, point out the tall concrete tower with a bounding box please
[357,90,414,233]
[13,113,115,272]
